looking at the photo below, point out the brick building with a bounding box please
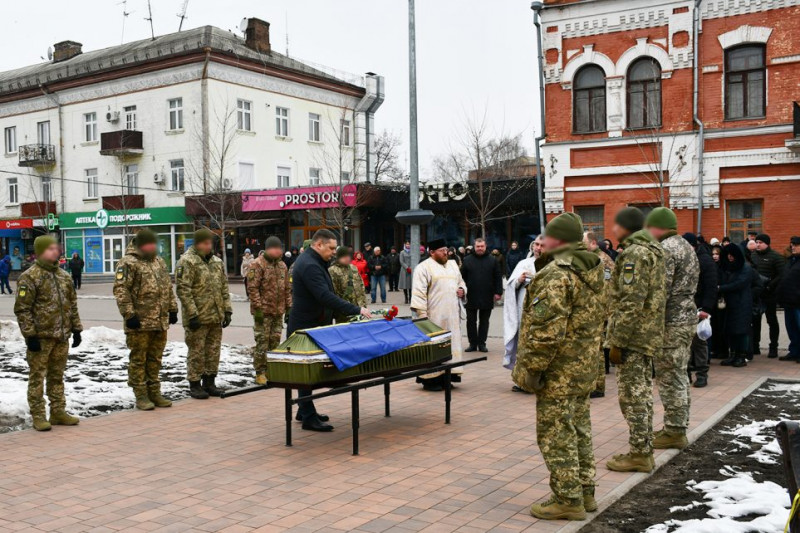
[539,0,800,246]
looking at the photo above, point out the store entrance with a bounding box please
[103,236,125,272]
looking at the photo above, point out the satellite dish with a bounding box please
[47,46,53,61]
[239,17,248,33]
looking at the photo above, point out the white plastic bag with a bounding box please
[697,317,712,341]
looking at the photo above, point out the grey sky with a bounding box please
[0,0,539,178]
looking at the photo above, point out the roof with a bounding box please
[0,25,365,98]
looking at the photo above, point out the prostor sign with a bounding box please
[242,184,357,213]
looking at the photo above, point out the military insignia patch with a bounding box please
[177,266,184,279]
[18,284,27,298]
[532,296,548,318]
[622,263,635,285]
[247,270,255,279]
[115,266,126,281]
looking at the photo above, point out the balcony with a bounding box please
[18,144,56,167]
[100,130,144,156]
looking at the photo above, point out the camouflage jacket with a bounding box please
[329,262,367,322]
[605,229,667,357]
[515,244,605,397]
[247,254,291,316]
[175,246,232,326]
[113,244,178,332]
[14,260,82,340]
[659,232,700,326]
[595,248,615,318]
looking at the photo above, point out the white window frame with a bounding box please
[37,121,50,145]
[308,113,321,142]
[84,112,98,142]
[7,177,18,205]
[4,126,17,154]
[85,168,98,199]
[125,164,139,195]
[170,159,185,192]
[340,171,352,183]
[124,105,137,130]
[275,107,289,137]
[277,166,291,188]
[237,99,253,131]
[168,98,183,131]
[309,167,321,186]
[41,177,53,203]
[341,119,352,147]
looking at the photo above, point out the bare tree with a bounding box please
[373,129,406,185]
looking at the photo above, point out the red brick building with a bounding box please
[540,0,800,246]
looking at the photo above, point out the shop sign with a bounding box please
[420,182,468,204]
[0,218,34,230]
[242,184,357,212]
[59,207,190,229]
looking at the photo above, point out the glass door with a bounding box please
[103,236,125,272]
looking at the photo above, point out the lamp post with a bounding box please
[531,1,547,232]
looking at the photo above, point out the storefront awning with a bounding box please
[223,218,283,228]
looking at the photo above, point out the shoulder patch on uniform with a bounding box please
[531,295,548,318]
[176,265,184,279]
[622,262,635,285]
[247,269,255,279]
[115,266,126,281]
[18,283,28,298]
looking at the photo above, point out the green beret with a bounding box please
[135,228,157,246]
[645,207,678,230]
[615,207,645,233]
[34,235,57,256]
[193,228,215,244]
[544,212,584,243]
[265,236,283,250]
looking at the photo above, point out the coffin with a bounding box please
[267,319,452,387]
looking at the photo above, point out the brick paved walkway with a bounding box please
[1,339,798,533]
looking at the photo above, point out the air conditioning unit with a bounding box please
[221,178,234,190]
[106,111,120,123]
[153,171,165,184]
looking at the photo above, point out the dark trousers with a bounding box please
[389,273,399,291]
[0,275,11,294]
[297,389,317,422]
[785,306,800,358]
[72,273,81,290]
[710,310,728,358]
[689,334,709,377]
[752,301,780,351]
[466,307,492,347]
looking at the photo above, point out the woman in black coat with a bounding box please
[718,244,753,368]
[710,245,727,359]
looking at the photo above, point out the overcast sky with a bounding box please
[0,0,539,178]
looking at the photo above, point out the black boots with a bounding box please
[202,374,225,397]
[722,353,747,367]
[189,381,209,399]
[403,290,410,304]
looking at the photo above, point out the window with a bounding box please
[4,126,16,154]
[124,105,137,130]
[574,206,604,238]
[124,164,139,195]
[627,58,662,129]
[84,112,98,142]
[238,162,255,190]
[309,168,321,186]
[340,171,352,183]
[85,169,98,199]
[573,65,606,133]
[170,160,185,192]
[237,99,252,131]
[37,121,50,145]
[308,113,321,142]
[277,166,291,188]
[727,200,763,243]
[168,98,183,130]
[7,178,18,204]
[41,177,53,203]
[275,107,289,137]
[341,119,352,146]
[725,45,766,120]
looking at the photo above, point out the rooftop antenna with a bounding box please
[118,0,133,44]
[145,0,155,40]
[177,0,189,31]
[46,46,53,61]
[285,11,290,56]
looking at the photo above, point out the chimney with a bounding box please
[53,41,83,63]
[244,18,270,54]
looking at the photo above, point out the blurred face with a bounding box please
[747,240,757,252]
[611,223,629,243]
[582,233,598,251]
[792,243,800,255]
[39,243,60,263]
[338,254,352,266]
[266,247,282,260]
[430,247,448,264]
[139,243,157,256]
[404,241,410,251]
[755,239,769,251]
[474,241,487,255]
[543,235,565,252]
[195,239,213,255]
[648,226,668,240]
[511,242,518,250]
[533,237,544,258]
[355,252,363,260]
[373,247,381,256]
[712,249,720,262]
[314,238,338,261]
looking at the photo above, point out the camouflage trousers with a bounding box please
[253,314,284,374]
[594,349,606,394]
[537,394,595,505]
[26,338,69,417]
[655,324,695,433]
[126,330,168,393]
[185,324,223,381]
[616,350,654,455]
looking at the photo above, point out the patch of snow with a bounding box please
[764,382,800,394]
[76,294,115,300]
[669,502,702,513]
[749,439,783,465]
[722,418,784,466]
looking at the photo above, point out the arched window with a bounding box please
[725,44,766,119]
[627,57,662,129]
[573,65,606,133]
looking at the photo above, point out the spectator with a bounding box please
[722,236,731,247]
[709,244,728,360]
[465,245,474,257]
[68,252,85,290]
[709,237,720,246]
[0,252,11,294]
[283,250,293,268]
[460,238,503,353]
[387,246,401,292]
[420,245,430,262]
[599,239,617,262]
[447,247,462,267]
[718,244,754,368]
[399,241,413,304]
[241,248,255,297]
[352,251,370,294]
[59,255,68,270]
[505,241,525,276]
[683,233,717,388]
[491,248,505,278]
[750,233,786,358]
[777,236,800,362]
[363,242,373,260]
[457,246,466,259]
[368,246,389,304]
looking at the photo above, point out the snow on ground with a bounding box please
[76,292,247,302]
[0,320,255,432]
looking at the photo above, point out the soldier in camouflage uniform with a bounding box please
[113,229,179,410]
[584,231,615,398]
[247,236,291,385]
[14,235,83,431]
[513,213,605,521]
[329,246,367,323]
[176,229,232,399]
[645,207,699,450]
[605,207,667,473]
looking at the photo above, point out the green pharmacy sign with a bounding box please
[59,207,190,229]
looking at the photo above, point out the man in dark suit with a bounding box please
[288,229,371,431]
[460,237,503,353]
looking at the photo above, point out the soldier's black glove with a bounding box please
[188,316,202,331]
[26,336,41,352]
[168,311,178,325]
[126,315,142,330]
[72,331,82,348]
[222,311,233,328]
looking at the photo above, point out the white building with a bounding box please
[0,19,384,274]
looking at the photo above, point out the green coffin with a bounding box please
[267,319,452,387]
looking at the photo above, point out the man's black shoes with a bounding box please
[465,345,477,353]
[693,375,708,388]
[302,416,333,432]
[478,344,488,353]
[295,412,329,422]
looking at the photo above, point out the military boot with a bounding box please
[202,374,224,397]
[147,386,172,408]
[32,413,51,432]
[606,452,654,473]
[133,389,155,411]
[530,495,586,521]
[255,373,267,385]
[189,381,209,399]
[49,410,80,426]
[583,488,598,513]
[653,429,688,450]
